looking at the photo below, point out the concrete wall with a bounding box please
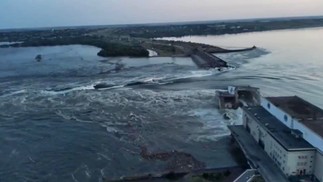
[260,98,293,128]
[243,112,287,173]
[243,112,267,144]
[286,150,316,176]
[267,135,289,175]
[293,120,323,152]
[314,151,323,182]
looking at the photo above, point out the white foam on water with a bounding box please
[40,84,95,95]
[0,41,23,46]
[149,70,216,84]
[0,89,27,98]
[170,68,237,81]
[97,153,112,161]
[56,110,74,120]
[99,123,119,133]
[95,85,125,91]
[187,107,243,142]
[186,108,230,142]
[180,70,214,79]
[142,76,165,83]
[147,49,158,57]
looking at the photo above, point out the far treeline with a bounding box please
[114,17,323,38]
[1,17,323,57]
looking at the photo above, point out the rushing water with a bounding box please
[0,45,238,181]
[1,27,323,181]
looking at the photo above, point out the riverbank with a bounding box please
[0,37,150,58]
[1,16,322,58]
[0,34,255,60]
[106,167,245,182]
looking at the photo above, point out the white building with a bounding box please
[243,106,316,177]
[259,96,323,182]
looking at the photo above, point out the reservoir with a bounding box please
[161,27,323,108]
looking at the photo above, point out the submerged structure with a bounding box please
[229,89,323,182]
[216,86,261,109]
[35,54,42,62]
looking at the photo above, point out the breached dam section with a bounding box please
[191,49,228,69]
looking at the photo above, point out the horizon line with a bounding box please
[1,14,323,31]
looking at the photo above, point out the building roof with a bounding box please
[267,96,323,138]
[243,106,315,151]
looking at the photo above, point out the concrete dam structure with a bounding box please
[190,49,228,69]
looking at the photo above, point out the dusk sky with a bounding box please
[1,0,323,29]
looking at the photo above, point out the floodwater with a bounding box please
[1,27,323,181]
[0,45,238,181]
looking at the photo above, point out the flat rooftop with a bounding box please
[243,106,314,151]
[267,96,323,138]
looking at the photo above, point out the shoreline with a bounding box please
[3,17,322,58]
[0,37,256,59]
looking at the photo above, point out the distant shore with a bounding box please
[1,16,322,57]
[0,35,256,58]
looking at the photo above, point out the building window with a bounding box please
[284,115,288,122]
[297,162,307,166]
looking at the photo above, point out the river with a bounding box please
[161,27,323,108]
[0,27,323,181]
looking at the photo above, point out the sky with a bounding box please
[1,0,323,29]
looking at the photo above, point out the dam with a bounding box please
[190,49,228,69]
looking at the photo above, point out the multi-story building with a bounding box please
[243,106,316,176]
[242,96,323,181]
[260,96,323,181]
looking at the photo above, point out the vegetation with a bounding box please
[250,175,265,182]
[97,42,149,57]
[112,17,323,38]
[6,36,149,57]
[2,17,323,58]
[188,170,233,182]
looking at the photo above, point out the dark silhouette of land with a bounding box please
[1,16,322,58]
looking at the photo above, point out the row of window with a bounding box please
[298,155,308,159]
[297,162,307,166]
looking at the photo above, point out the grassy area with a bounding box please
[250,175,265,182]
